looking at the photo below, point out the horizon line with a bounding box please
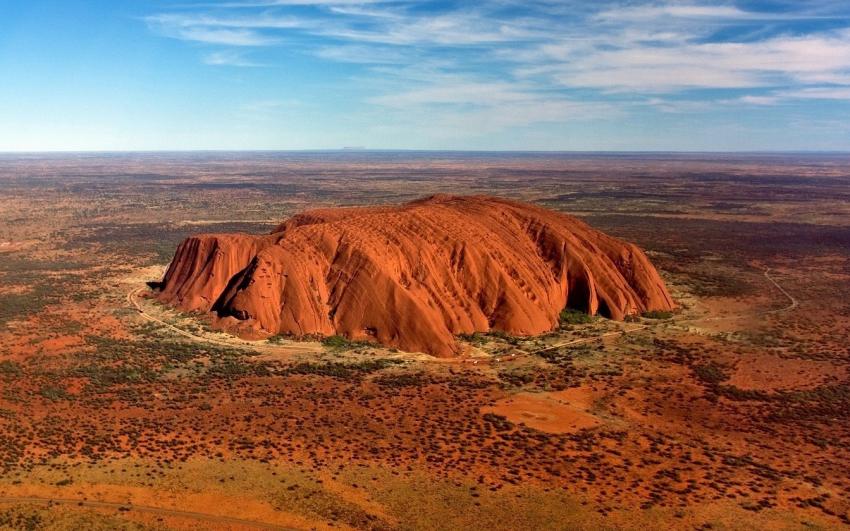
[2,149,850,155]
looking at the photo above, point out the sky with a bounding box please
[1,0,850,151]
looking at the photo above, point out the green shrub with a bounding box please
[498,370,535,388]
[559,309,592,325]
[457,332,488,345]
[482,412,514,432]
[693,362,728,385]
[320,334,372,350]
[39,386,71,402]
[642,310,673,320]
[373,372,429,387]
[0,360,21,376]
[285,359,403,380]
[717,385,769,401]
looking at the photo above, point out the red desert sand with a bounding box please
[156,195,674,356]
[482,387,602,434]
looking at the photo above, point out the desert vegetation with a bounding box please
[0,152,848,529]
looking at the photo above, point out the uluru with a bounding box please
[155,195,674,356]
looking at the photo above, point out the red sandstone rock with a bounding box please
[157,195,674,356]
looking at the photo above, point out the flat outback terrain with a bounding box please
[1,152,849,530]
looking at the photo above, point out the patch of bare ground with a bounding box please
[481,387,601,434]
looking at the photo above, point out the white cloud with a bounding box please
[211,0,390,7]
[368,82,535,107]
[595,4,752,21]
[540,29,850,91]
[145,0,850,129]
[778,87,850,100]
[311,13,546,46]
[315,44,409,63]
[146,15,285,45]
[147,13,305,30]
[176,27,279,46]
[203,50,264,66]
[737,95,781,105]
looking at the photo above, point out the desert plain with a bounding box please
[0,151,849,530]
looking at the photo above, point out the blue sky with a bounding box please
[1,0,850,151]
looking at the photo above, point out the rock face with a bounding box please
[156,195,674,356]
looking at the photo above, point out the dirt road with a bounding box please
[127,287,321,355]
[763,267,798,313]
[530,324,648,355]
[532,266,799,354]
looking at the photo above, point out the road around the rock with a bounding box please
[531,266,798,355]
[127,264,799,362]
[126,287,321,355]
[529,324,649,355]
